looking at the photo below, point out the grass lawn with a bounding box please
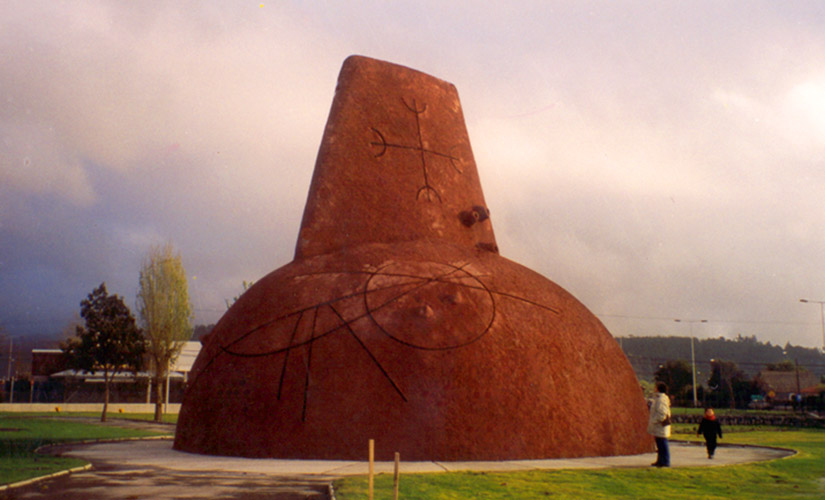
[333,426,825,500]
[0,413,173,486]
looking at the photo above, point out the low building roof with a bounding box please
[756,370,819,393]
[801,384,825,395]
[172,341,201,373]
[50,369,185,381]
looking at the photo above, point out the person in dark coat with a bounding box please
[697,407,723,458]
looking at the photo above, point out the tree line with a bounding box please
[619,334,825,379]
[62,243,191,422]
[619,335,825,409]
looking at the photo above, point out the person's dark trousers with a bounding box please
[654,437,670,466]
[705,436,718,457]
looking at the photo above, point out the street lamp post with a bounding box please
[6,337,15,404]
[799,299,825,351]
[675,319,707,408]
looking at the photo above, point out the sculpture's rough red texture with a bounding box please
[174,56,653,461]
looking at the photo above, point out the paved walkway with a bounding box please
[60,438,795,474]
[5,437,794,499]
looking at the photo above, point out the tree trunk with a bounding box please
[154,371,164,422]
[101,368,109,422]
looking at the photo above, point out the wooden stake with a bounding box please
[368,439,374,500]
[393,451,400,500]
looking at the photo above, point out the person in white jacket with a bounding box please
[647,381,672,467]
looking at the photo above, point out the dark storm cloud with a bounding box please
[2,1,825,348]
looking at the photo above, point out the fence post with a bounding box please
[393,451,400,500]
[368,439,374,500]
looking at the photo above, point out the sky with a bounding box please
[2,1,825,350]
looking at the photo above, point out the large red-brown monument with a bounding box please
[174,55,652,461]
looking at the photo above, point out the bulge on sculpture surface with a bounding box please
[174,55,653,461]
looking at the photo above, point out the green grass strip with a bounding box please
[0,414,172,486]
[333,428,825,500]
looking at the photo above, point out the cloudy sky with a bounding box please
[3,1,825,349]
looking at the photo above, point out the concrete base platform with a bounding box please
[60,438,792,475]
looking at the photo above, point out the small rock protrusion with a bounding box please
[459,205,490,227]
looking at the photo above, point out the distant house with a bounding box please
[30,349,67,402]
[31,349,66,379]
[801,384,825,396]
[755,370,819,402]
[172,341,201,381]
[29,341,202,404]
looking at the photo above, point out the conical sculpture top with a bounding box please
[296,55,496,259]
[174,55,652,461]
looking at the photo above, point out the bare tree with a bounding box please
[137,243,193,422]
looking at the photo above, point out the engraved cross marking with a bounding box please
[370,97,463,202]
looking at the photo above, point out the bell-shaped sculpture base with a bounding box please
[174,241,652,460]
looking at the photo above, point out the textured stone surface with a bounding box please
[174,55,653,461]
[295,56,496,259]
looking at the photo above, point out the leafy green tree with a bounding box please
[61,283,145,422]
[137,243,193,422]
[225,280,255,309]
[654,360,693,405]
[639,379,656,399]
[707,359,754,409]
[765,359,796,372]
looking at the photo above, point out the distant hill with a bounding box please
[617,334,825,381]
